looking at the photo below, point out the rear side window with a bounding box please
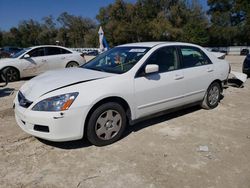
[28,47,45,57]
[46,47,62,55]
[60,48,72,54]
[180,46,211,68]
[146,46,179,73]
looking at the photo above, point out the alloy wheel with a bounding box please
[208,86,220,106]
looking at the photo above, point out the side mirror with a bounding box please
[145,64,159,74]
[23,54,30,59]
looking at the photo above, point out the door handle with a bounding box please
[174,74,184,80]
[41,59,47,62]
[61,57,66,60]
[207,67,214,72]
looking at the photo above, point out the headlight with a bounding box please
[32,92,79,111]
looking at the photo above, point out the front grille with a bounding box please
[18,91,33,108]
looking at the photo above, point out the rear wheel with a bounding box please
[86,102,127,146]
[1,67,20,82]
[201,82,221,109]
[66,61,79,68]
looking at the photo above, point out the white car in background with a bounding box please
[0,45,86,81]
[14,42,230,146]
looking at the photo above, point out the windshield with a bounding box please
[11,48,31,58]
[82,47,150,74]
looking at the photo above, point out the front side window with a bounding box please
[28,47,45,57]
[180,46,211,68]
[82,47,150,74]
[146,46,179,73]
[137,46,179,76]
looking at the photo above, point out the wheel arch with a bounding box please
[210,79,223,91]
[1,66,21,79]
[66,61,79,67]
[83,96,132,137]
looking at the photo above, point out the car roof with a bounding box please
[118,41,202,48]
[29,45,71,50]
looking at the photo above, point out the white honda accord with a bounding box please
[14,42,230,146]
[0,45,86,82]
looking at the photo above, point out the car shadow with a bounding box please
[0,88,15,98]
[37,137,92,149]
[38,105,201,149]
[124,105,201,137]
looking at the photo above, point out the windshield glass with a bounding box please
[82,47,150,74]
[11,48,31,58]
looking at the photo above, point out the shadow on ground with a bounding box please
[125,105,201,136]
[0,88,15,98]
[38,105,201,149]
[37,137,92,149]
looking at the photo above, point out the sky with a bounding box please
[0,0,208,31]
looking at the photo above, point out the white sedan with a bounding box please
[14,42,230,146]
[0,45,86,82]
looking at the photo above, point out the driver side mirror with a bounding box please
[145,64,159,74]
[23,54,30,59]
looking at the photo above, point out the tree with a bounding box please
[0,30,3,46]
[57,12,97,47]
[207,0,250,45]
[17,19,42,47]
[96,0,209,46]
[38,16,57,45]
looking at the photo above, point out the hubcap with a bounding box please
[208,86,220,106]
[95,110,122,140]
[6,69,18,82]
[68,63,77,67]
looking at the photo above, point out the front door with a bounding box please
[134,46,186,118]
[21,47,48,77]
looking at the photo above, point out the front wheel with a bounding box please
[1,67,20,82]
[201,82,222,109]
[86,102,127,146]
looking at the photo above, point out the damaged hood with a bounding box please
[20,68,114,101]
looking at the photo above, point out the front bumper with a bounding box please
[14,98,88,142]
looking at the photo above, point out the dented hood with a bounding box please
[20,68,114,101]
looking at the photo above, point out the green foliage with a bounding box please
[96,0,210,46]
[208,0,250,45]
[1,13,97,48]
[0,0,249,48]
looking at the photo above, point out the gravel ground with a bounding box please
[0,56,249,188]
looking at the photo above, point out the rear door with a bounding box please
[178,46,214,103]
[44,47,68,70]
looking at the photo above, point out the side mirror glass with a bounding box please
[145,64,159,74]
[23,54,30,59]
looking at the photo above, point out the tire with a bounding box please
[1,67,20,82]
[201,82,222,109]
[86,102,127,146]
[66,61,79,68]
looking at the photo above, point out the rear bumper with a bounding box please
[14,99,88,142]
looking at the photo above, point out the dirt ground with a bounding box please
[0,56,249,188]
